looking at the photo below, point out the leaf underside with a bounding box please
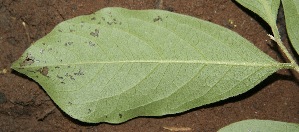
[282,0,299,55]
[235,0,280,28]
[218,119,299,132]
[12,7,283,123]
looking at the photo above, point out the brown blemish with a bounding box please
[40,67,49,76]
[20,54,35,67]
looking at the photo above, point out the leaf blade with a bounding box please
[12,7,283,123]
[218,119,299,132]
[282,0,299,55]
[235,0,280,28]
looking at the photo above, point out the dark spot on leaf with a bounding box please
[65,73,75,80]
[55,66,60,69]
[153,16,162,22]
[101,17,105,21]
[70,29,75,32]
[65,42,73,46]
[107,22,113,25]
[42,43,46,45]
[27,70,36,73]
[91,17,96,20]
[58,29,62,32]
[90,29,99,37]
[119,114,122,118]
[20,54,35,67]
[97,21,101,24]
[67,65,70,68]
[60,60,63,62]
[61,82,65,84]
[56,75,63,79]
[68,102,72,105]
[88,109,91,114]
[40,67,49,76]
[74,69,84,76]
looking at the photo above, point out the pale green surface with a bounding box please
[282,0,299,55]
[12,7,285,123]
[235,0,280,29]
[218,119,299,132]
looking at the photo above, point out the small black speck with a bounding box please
[74,69,84,76]
[119,113,122,118]
[107,22,113,25]
[90,29,99,37]
[153,16,162,22]
[91,17,96,20]
[57,75,63,79]
[68,102,72,105]
[55,66,60,69]
[27,70,36,73]
[65,42,73,46]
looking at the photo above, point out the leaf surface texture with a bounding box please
[218,119,299,132]
[12,7,283,123]
[235,0,280,28]
[282,0,299,55]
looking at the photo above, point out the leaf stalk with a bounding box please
[271,23,299,73]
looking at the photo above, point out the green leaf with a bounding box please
[218,119,299,132]
[235,0,280,29]
[11,7,285,123]
[282,0,299,55]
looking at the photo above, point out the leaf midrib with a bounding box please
[22,60,284,68]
